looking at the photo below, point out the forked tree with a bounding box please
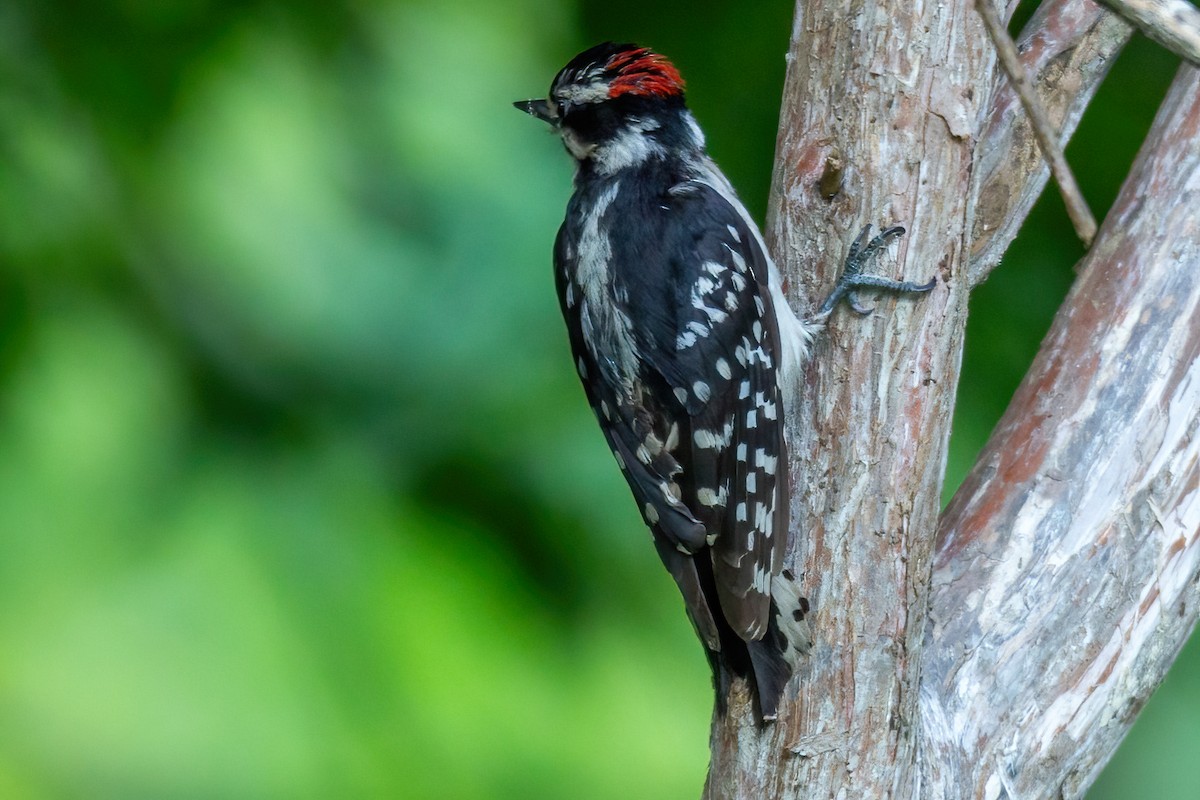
[704,1,1200,796]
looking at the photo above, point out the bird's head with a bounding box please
[515,42,701,171]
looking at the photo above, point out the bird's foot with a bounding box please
[815,225,936,318]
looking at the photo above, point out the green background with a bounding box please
[0,0,1194,797]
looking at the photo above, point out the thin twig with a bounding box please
[975,0,1099,248]
[1096,0,1200,66]
[967,0,1132,283]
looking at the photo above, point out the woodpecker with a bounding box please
[515,42,934,720]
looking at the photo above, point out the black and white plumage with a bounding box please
[515,42,931,719]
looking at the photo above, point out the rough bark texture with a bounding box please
[707,1,991,796]
[703,1,1200,797]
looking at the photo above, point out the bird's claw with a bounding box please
[817,224,936,317]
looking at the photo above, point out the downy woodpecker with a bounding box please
[515,42,934,719]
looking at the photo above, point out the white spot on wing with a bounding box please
[644,503,660,524]
[744,343,772,367]
[693,381,711,402]
[754,565,770,593]
[716,358,732,380]
[665,423,680,451]
[729,249,747,274]
[755,449,780,477]
[693,421,733,450]
[754,502,768,532]
[696,303,728,324]
[736,502,747,522]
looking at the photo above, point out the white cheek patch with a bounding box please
[593,126,666,174]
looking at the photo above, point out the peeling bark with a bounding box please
[923,63,1200,799]
[703,0,1199,796]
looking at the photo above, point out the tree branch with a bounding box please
[969,0,1132,283]
[704,1,991,794]
[975,0,1100,248]
[922,63,1200,798]
[1096,0,1200,65]
[707,3,1199,796]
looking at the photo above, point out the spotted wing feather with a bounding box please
[555,170,787,645]
[622,180,788,641]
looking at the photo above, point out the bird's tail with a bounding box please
[682,552,812,721]
[745,568,812,719]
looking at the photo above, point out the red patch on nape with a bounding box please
[605,48,685,99]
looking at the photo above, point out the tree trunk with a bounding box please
[703,2,1200,797]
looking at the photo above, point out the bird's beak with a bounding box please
[513,98,555,124]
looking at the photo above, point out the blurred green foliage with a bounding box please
[0,0,1192,797]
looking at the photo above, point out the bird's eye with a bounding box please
[557,100,574,119]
